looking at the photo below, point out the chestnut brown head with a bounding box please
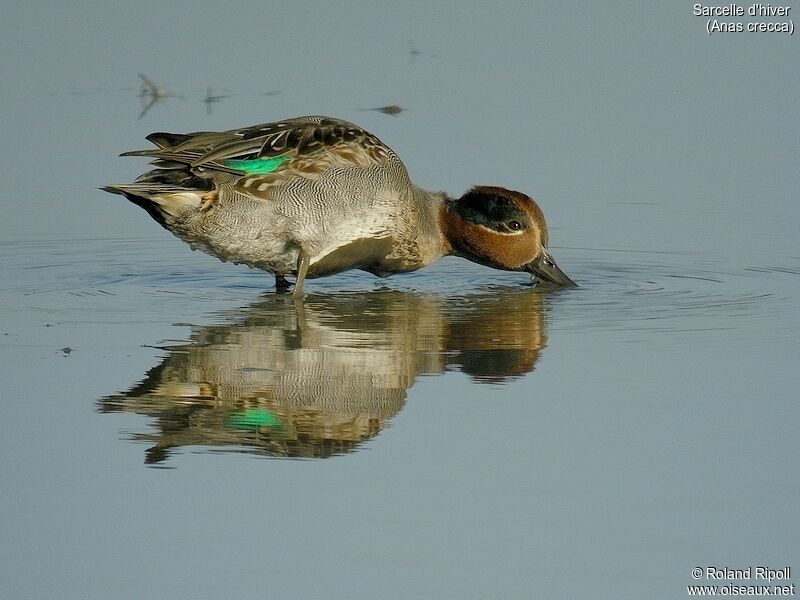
[442,186,576,286]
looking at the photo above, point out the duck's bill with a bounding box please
[524,250,578,287]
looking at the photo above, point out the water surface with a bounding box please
[1,2,798,599]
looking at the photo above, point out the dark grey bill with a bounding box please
[524,249,578,287]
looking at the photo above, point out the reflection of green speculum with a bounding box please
[228,408,282,429]
[223,155,289,174]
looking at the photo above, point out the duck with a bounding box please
[103,115,576,297]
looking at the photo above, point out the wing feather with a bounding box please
[118,115,401,201]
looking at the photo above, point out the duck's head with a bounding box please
[442,186,576,287]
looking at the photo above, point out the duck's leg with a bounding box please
[275,273,291,293]
[292,249,310,299]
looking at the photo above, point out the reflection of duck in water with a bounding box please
[103,116,575,297]
[99,289,548,464]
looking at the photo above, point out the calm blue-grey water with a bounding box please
[2,2,798,599]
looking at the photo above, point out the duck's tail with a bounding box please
[102,168,213,227]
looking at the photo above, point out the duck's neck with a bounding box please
[410,185,454,261]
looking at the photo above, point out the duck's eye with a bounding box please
[508,220,522,231]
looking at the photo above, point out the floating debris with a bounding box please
[406,39,439,63]
[408,39,421,65]
[61,346,72,355]
[359,104,405,116]
[203,87,235,115]
[137,74,180,119]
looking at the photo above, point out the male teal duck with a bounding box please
[104,115,576,296]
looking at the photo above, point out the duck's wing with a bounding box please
[122,116,400,199]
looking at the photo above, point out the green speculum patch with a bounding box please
[228,408,283,430]
[223,155,290,174]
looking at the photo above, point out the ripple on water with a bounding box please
[4,239,797,342]
[550,248,798,341]
[2,238,260,324]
